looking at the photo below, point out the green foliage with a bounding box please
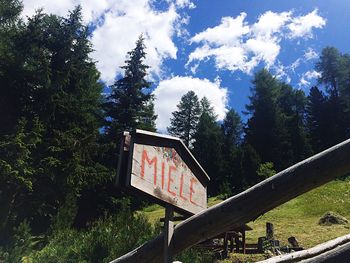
[0,118,43,243]
[1,2,350,260]
[245,69,312,172]
[168,90,201,147]
[221,109,243,193]
[174,247,214,263]
[306,86,328,153]
[0,5,110,238]
[0,221,32,263]
[314,46,350,144]
[256,162,276,180]
[245,69,286,170]
[239,143,261,187]
[31,211,155,263]
[104,35,156,139]
[192,97,224,195]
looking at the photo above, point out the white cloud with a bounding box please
[187,9,326,75]
[153,76,228,132]
[91,0,180,84]
[288,10,326,39]
[174,0,196,9]
[304,48,319,60]
[22,0,193,84]
[22,0,109,23]
[299,70,321,87]
[191,13,249,46]
[251,11,291,40]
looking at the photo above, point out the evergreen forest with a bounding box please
[1,2,350,262]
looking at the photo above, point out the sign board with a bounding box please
[117,129,210,215]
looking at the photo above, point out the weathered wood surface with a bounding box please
[259,234,350,263]
[130,143,207,214]
[110,138,350,263]
[300,242,350,263]
[163,206,174,263]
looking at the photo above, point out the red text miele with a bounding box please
[140,149,199,206]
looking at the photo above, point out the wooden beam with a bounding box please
[301,242,350,263]
[163,206,174,263]
[110,138,350,263]
[258,234,350,262]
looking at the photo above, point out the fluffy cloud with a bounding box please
[153,76,228,132]
[288,10,326,39]
[91,0,180,84]
[304,48,319,60]
[299,70,321,87]
[22,0,109,23]
[187,9,326,75]
[22,0,193,84]
[191,14,249,45]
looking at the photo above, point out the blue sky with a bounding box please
[22,0,350,131]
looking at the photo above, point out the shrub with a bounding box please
[0,221,32,263]
[31,210,156,263]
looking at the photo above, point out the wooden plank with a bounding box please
[258,234,350,263]
[163,206,174,263]
[300,242,350,263]
[110,138,350,263]
[160,216,189,222]
[129,143,207,215]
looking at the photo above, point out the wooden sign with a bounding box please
[120,129,210,215]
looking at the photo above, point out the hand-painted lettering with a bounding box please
[161,161,165,190]
[179,173,187,201]
[167,165,177,196]
[190,178,198,205]
[141,149,157,185]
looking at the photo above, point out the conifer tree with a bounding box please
[167,91,201,147]
[104,35,156,140]
[0,6,109,234]
[221,109,243,193]
[245,69,290,170]
[192,97,223,195]
[306,86,328,152]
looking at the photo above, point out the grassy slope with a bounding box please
[141,180,350,262]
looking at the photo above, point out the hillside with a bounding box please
[142,179,350,262]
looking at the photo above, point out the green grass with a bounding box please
[140,179,350,262]
[245,180,350,247]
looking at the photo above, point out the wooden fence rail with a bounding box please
[259,234,350,263]
[110,138,350,263]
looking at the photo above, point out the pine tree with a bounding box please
[306,86,328,152]
[316,47,349,142]
[245,69,291,171]
[221,109,243,193]
[104,35,156,140]
[0,118,43,244]
[0,6,110,234]
[278,84,311,164]
[167,91,201,147]
[192,97,223,196]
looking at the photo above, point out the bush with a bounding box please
[174,247,214,263]
[0,221,32,263]
[31,210,156,263]
[257,162,275,180]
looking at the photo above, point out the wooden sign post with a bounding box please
[164,206,174,263]
[116,129,210,263]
